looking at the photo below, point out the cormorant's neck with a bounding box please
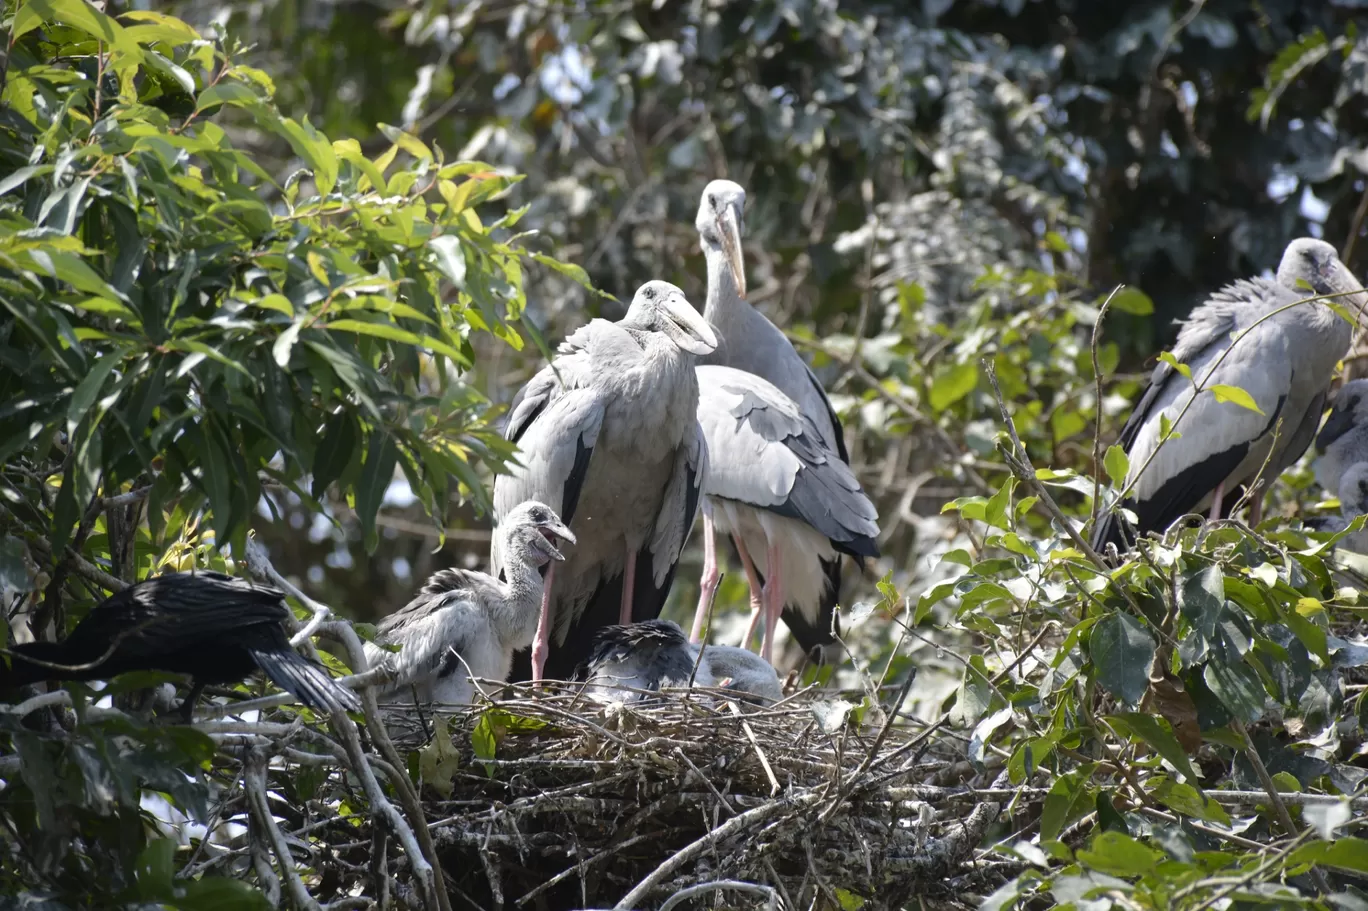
[5,640,77,686]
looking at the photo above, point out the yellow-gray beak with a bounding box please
[715,206,746,299]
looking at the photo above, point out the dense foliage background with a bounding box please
[8,0,1368,908]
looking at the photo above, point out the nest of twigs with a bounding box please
[382,681,1004,911]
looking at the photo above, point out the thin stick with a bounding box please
[728,700,780,797]
[612,793,822,910]
[245,747,323,911]
[1089,285,1124,535]
[688,571,723,688]
[1231,718,1331,895]
[658,880,778,911]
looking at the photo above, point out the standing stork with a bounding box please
[694,179,880,659]
[691,365,879,664]
[1092,238,1364,552]
[365,502,575,707]
[494,281,716,682]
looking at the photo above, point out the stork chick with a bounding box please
[366,501,574,708]
[579,619,783,706]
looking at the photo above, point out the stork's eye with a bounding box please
[530,507,548,523]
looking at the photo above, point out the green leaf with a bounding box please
[928,362,978,412]
[1318,837,1368,875]
[1146,776,1230,825]
[66,353,121,434]
[1178,563,1224,640]
[428,235,468,288]
[1105,713,1201,783]
[175,877,274,911]
[984,476,1014,530]
[14,0,145,67]
[530,252,598,292]
[1041,764,1095,841]
[135,837,176,898]
[356,433,398,553]
[1208,384,1264,414]
[1089,613,1156,707]
[312,410,359,499]
[1157,351,1192,381]
[1103,444,1129,487]
[1203,661,1266,723]
[472,711,498,777]
[327,319,470,366]
[418,716,462,798]
[1108,287,1154,316]
[1076,831,1160,877]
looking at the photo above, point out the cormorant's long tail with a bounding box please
[248,645,359,715]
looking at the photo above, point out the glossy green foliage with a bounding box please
[0,4,567,567]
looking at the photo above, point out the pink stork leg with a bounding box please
[530,564,555,682]
[1249,490,1265,527]
[619,543,637,626]
[760,541,785,666]
[1208,481,1226,522]
[690,503,719,643]
[734,534,766,651]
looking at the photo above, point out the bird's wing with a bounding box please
[698,367,879,556]
[375,570,484,637]
[579,620,695,696]
[63,572,292,660]
[645,417,709,592]
[373,587,481,687]
[1122,287,1295,531]
[495,353,607,528]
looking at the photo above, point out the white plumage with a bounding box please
[365,502,574,708]
[1312,380,1368,553]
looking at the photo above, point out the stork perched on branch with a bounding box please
[1093,238,1365,553]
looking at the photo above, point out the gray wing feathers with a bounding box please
[649,419,709,588]
[697,367,878,546]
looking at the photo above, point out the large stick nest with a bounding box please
[384,682,1002,910]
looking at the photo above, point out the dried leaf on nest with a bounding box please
[377,680,1003,910]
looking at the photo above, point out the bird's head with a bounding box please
[695,179,747,299]
[1278,238,1366,309]
[622,280,718,355]
[1317,380,1368,453]
[504,501,576,567]
[1341,461,1368,517]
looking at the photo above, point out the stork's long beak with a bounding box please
[662,293,719,356]
[715,206,747,299]
[534,518,576,562]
